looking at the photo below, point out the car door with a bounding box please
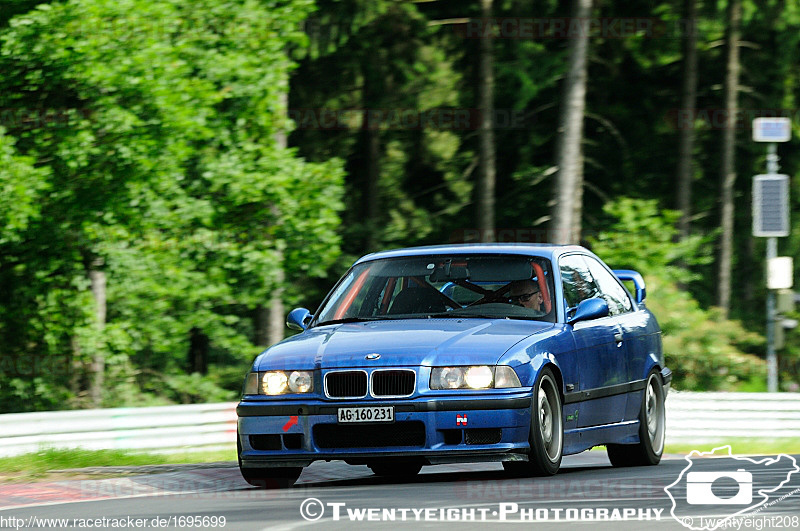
[559,254,627,428]
[582,258,659,422]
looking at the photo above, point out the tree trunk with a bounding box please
[256,268,285,347]
[572,142,584,243]
[255,305,269,346]
[717,0,741,318]
[477,0,496,243]
[264,90,289,346]
[362,61,381,251]
[187,327,209,375]
[268,262,285,346]
[551,0,592,245]
[364,125,380,250]
[676,0,698,240]
[69,335,81,399]
[88,257,106,407]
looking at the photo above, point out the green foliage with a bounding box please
[0,0,343,412]
[0,129,49,243]
[590,198,766,391]
[2,0,800,411]
[590,198,714,284]
[158,373,238,404]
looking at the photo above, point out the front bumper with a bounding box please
[237,392,532,468]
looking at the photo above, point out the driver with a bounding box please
[508,280,545,316]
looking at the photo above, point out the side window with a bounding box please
[583,257,633,316]
[559,255,599,309]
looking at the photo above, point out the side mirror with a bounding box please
[613,269,646,304]
[567,298,609,325]
[286,308,312,331]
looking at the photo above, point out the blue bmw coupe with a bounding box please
[236,244,671,487]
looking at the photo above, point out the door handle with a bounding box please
[614,332,623,345]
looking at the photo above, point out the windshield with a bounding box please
[313,254,556,326]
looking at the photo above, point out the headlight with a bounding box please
[430,365,520,390]
[439,367,465,389]
[263,372,288,395]
[465,366,493,388]
[288,370,313,393]
[242,371,314,395]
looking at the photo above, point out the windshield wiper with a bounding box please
[426,311,505,320]
[313,316,388,327]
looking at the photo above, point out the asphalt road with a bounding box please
[2,451,798,530]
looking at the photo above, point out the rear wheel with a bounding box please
[607,370,665,467]
[504,367,562,476]
[368,459,423,477]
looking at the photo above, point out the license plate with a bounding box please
[337,406,394,423]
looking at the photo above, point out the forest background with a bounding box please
[1,0,798,413]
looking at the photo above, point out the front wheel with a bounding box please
[240,466,302,489]
[237,433,302,488]
[504,367,563,476]
[607,370,665,467]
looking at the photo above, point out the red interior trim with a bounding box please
[334,266,372,320]
[380,277,397,314]
[531,261,552,313]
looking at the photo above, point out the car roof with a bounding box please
[354,243,588,265]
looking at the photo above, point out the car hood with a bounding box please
[254,319,554,369]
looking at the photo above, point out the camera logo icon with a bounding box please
[686,469,753,505]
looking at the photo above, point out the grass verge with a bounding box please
[0,446,236,483]
[665,439,800,456]
[2,440,798,484]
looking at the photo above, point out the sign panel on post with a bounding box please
[767,257,794,290]
[752,174,790,237]
[752,117,792,142]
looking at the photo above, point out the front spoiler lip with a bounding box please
[240,448,528,468]
[237,395,531,417]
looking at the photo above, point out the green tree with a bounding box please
[0,0,343,411]
[590,198,765,391]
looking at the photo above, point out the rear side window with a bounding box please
[582,256,633,315]
[559,254,633,316]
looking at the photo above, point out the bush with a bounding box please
[590,198,766,391]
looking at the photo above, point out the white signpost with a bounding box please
[752,117,792,392]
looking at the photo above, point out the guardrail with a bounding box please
[665,390,800,443]
[0,391,797,457]
[0,403,238,458]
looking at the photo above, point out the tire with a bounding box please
[503,367,563,476]
[237,432,302,488]
[607,370,665,467]
[368,459,423,478]
[240,466,303,489]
